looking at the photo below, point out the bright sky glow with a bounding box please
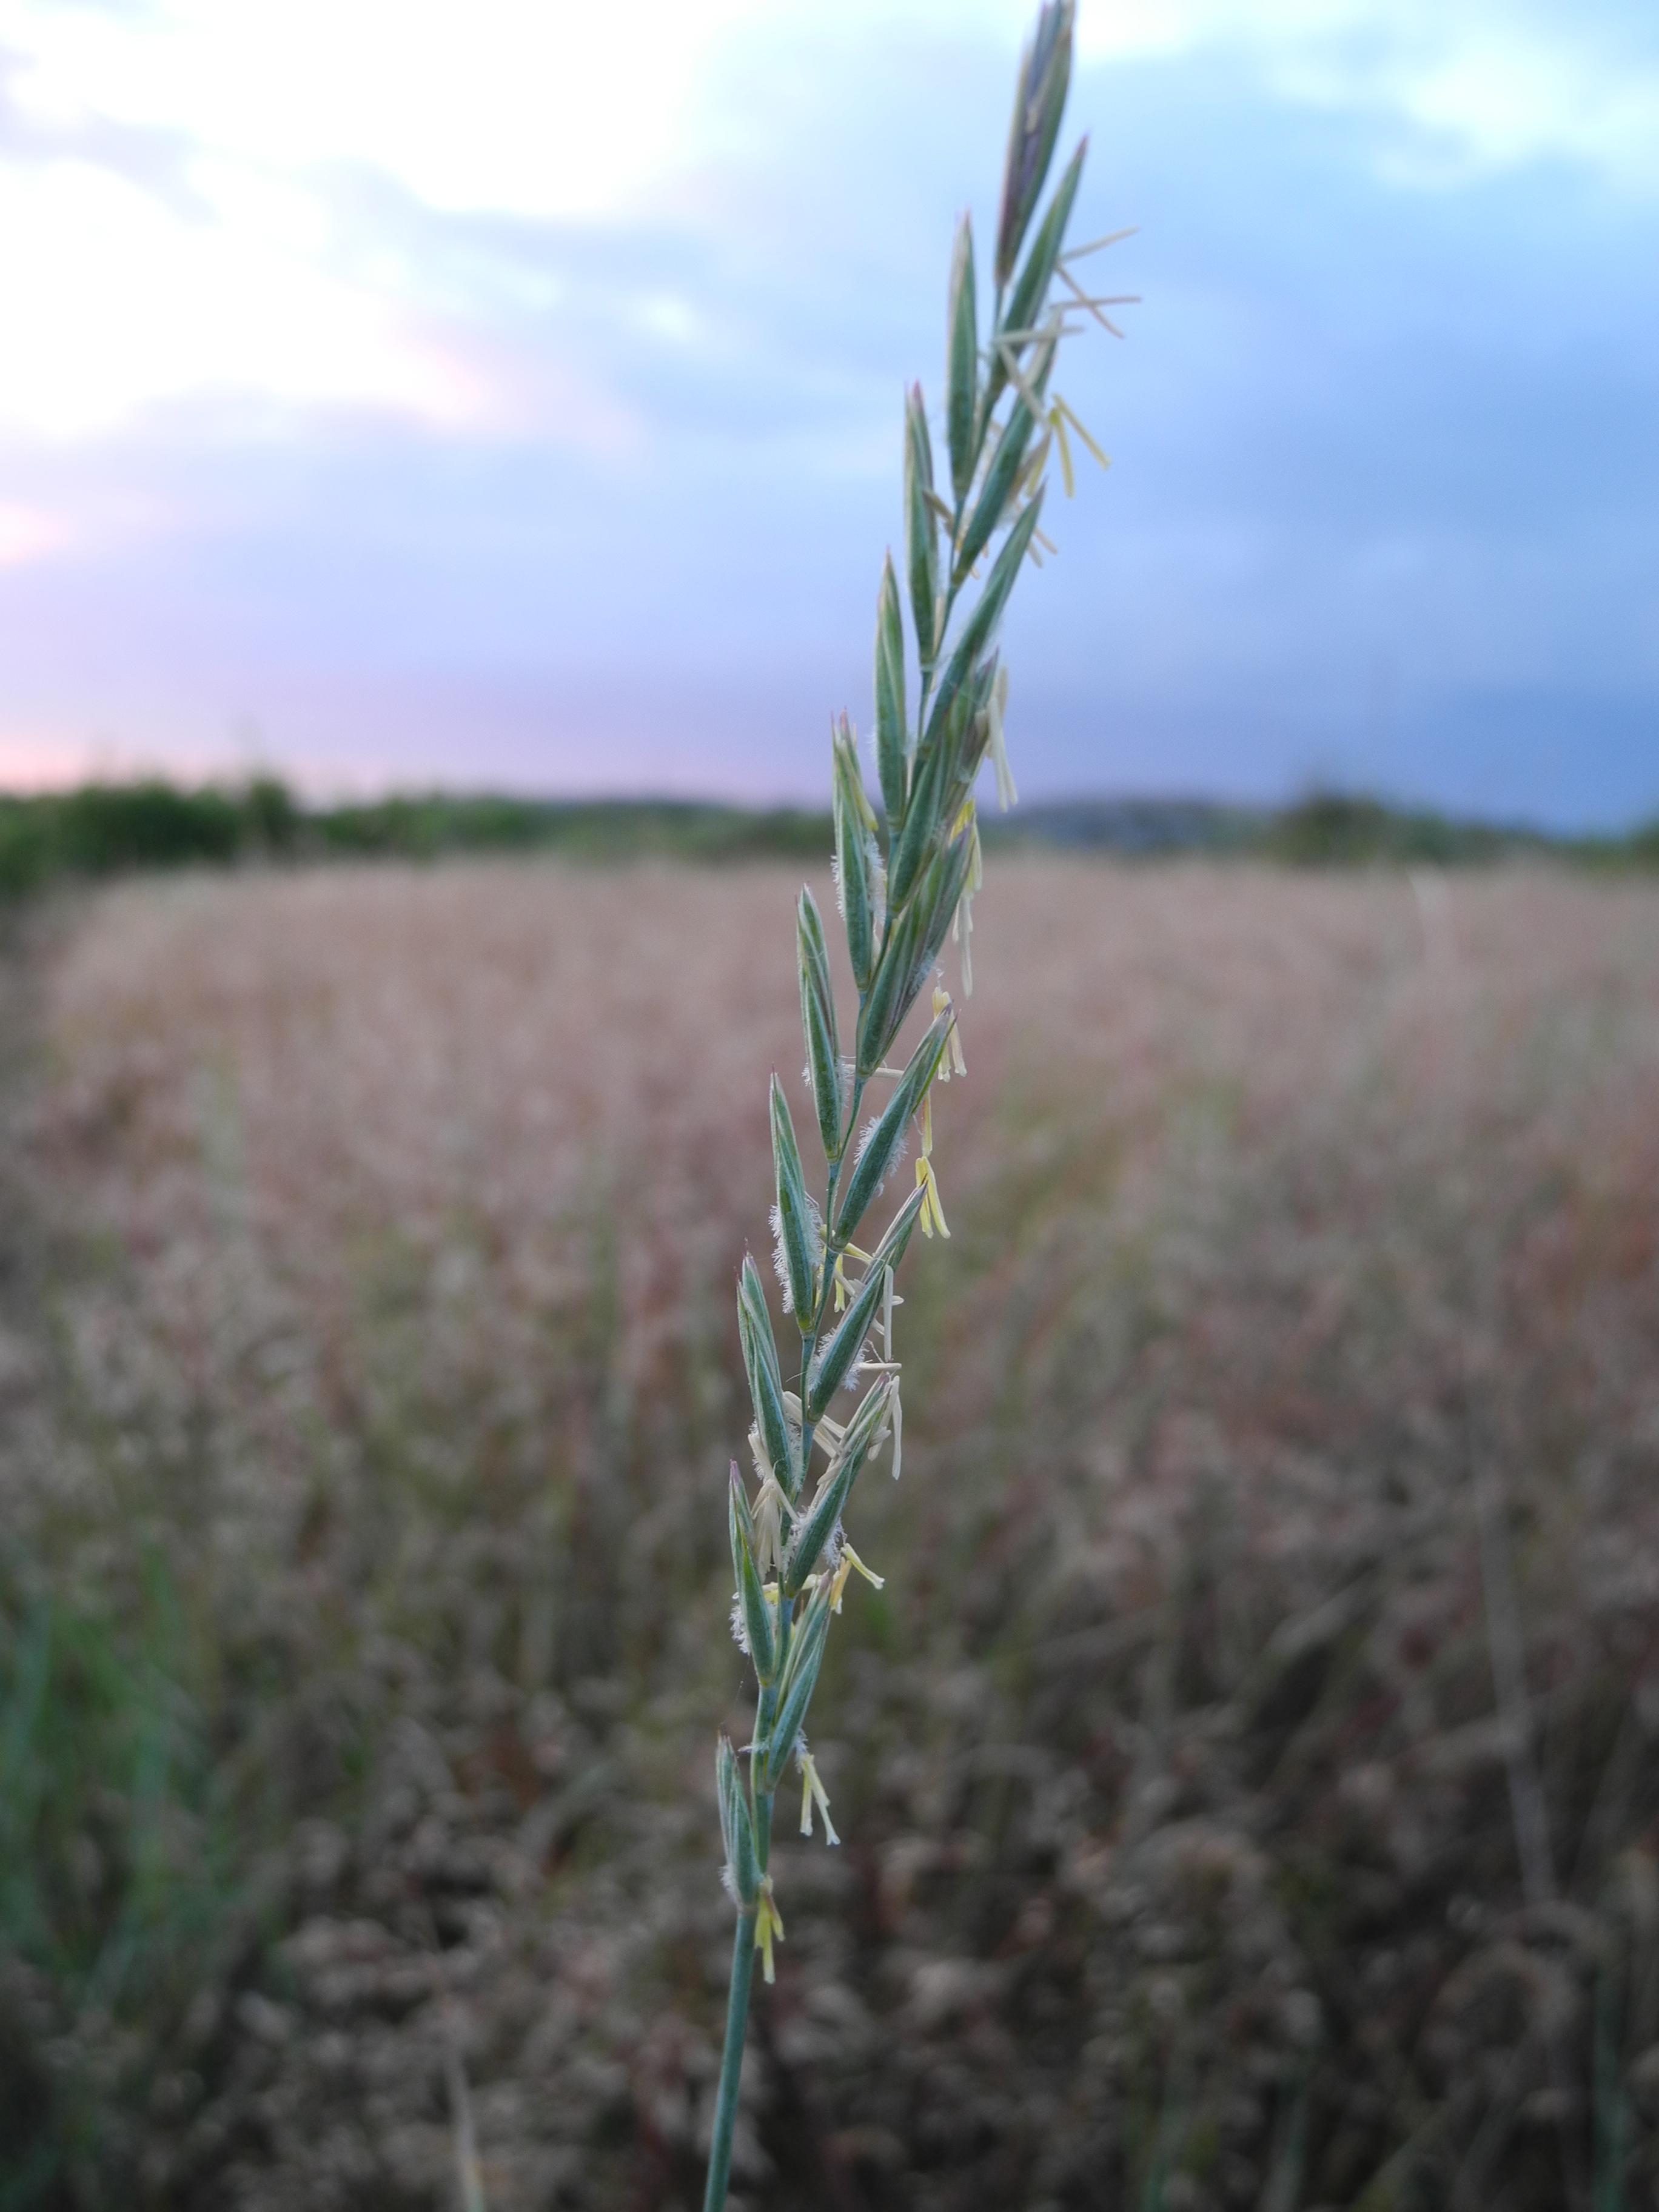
[0,0,1655,824]
[1,0,762,216]
[0,501,65,565]
[0,155,506,435]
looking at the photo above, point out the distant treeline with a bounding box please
[1,777,1655,897]
[990,792,1659,868]
[0,781,833,897]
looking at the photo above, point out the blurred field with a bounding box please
[2,856,1659,2211]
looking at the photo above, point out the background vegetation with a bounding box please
[2,777,1657,900]
[0,785,836,896]
[2,853,1658,2209]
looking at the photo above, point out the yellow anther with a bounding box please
[843,1542,885,1590]
[828,1540,886,1613]
[916,1153,950,1239]
[799,1750,840,1846]
[930,986,967,1080]
[753,1879,785,1983]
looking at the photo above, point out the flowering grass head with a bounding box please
[700,5,1130,2204]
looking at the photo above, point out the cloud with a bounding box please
[1078,0,1659,193]
[0,154,516,436]
[0,0,711,439]
[0,0,765,221]
[3,0,1649,444]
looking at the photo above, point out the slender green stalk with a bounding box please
[702,1915,756,2212]
[703,6,1130,2200]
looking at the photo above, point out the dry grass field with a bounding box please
[4,856,1659,2211]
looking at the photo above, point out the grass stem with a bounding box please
[704,1908,759,2212]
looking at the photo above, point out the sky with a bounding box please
[0,0,1655,829]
